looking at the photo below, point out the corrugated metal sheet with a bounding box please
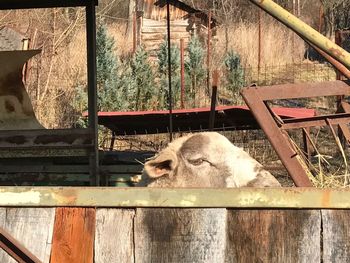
[88,106,316,135]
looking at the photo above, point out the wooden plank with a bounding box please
[225,210,321,262]
[1,187,350,208]
[142,18,188,26]
[0,208,55,263]
[322,210,350,262]
[95,209,135,263]
[134,208,226,262]
[142,26,188,33]
[142,32,190,42]
[50,208,95,263]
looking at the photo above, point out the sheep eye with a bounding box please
[188,158,206,166]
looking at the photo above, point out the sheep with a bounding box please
[139,132,281,187]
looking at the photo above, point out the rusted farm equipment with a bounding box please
[241,0,350,186]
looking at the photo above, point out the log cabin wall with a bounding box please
[136,0,209,56]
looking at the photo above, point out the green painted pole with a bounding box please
[249,0,350,69]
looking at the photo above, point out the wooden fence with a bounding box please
[1,187,350,262]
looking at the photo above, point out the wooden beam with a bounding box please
[51,208,95,263]
[0,187,350,208]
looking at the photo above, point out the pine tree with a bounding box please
[129,46,155,111]
[185,35,205,107]
[96,23,127,111]
[71,23,128,127]
[224,50,245,103]
[157,39,180,109]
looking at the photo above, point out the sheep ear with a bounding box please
[144,150,178,178]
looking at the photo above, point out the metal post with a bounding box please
[133,11,137,54]
[209,70,218,131]
[180,38,185,109]
[86,0,99,186]
[335,30,342,81]
[166,0,173,142]
[302,127,312,165]
[109,131,116,151]
[318,4,324,33]
[206,10,212,96]
[258,9,262,74]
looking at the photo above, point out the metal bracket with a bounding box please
[0,227,42,263]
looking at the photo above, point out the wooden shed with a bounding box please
[134,0,218,55]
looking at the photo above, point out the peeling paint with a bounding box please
[135,200,149,206]
[0,187,350,208]
[0,190,41,205]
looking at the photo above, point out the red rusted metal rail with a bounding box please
[0,227,42,263]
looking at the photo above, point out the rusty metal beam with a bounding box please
[1,187,350,208]
[253,81,350,100]
[309,43,350,79]
[0,227,42,263]
[302,128,312,163]
[339,124,350,145]
[338,101,350,146]
[241,87,312,186]
[281,113,350,130]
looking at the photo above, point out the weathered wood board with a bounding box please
[50,208,95,263]
[2,205,350,262]
[95,209,135,263]
[322,210,350,262]
[0,208,55,263]
[225,210,321,263]
[134,208,227,262]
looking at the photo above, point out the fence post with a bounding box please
[180,38,185,109]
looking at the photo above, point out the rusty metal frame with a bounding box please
[0,227,42,263]
[338,101,350,145]
[241,80,350,187]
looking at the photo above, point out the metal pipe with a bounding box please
[249,0,350,68]
[206,10,211,96]
[86,0,99,186]
[180,38,185,109]
[166,0,173,142]
[209,70,218,131]
[258,9,262,73]
[308,42,350,79]
[132,11,137,54]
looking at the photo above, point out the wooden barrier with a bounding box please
[0,188,350,262]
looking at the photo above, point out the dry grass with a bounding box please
[213,19,306,68]
[32,22,132,129]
